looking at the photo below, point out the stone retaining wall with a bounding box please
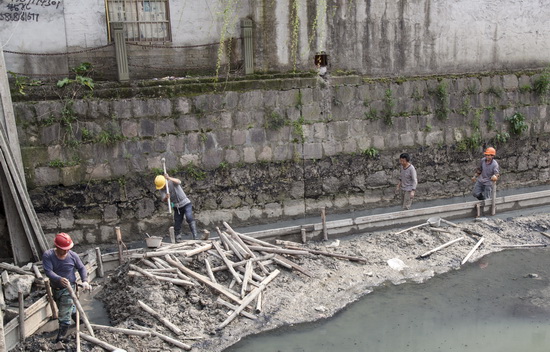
[13,71,550,245]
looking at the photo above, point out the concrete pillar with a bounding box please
[241,19,254,75]
[112,22,130,82]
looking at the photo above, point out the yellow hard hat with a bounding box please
[154,175,166,190]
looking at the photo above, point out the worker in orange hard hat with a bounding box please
[472,147,500,201]
[43,233,91,343]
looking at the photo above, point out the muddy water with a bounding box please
[225,248,550,352]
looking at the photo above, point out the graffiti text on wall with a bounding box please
[1,0,62,22]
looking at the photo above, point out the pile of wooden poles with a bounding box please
[87,221,367,351]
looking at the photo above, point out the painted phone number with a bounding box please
[0,12,39,21]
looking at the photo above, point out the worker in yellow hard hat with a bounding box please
[155,173,198,240]
[472,147,500,201]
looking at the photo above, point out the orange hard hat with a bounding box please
[484,147,496,156]
[54,232,74,250]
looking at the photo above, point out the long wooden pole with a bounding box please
[321,207,328,241]
[44,278,58,319]
[218,270,280,329]
[66,285,94,336]
[95,248,104,278]
[137,300,182,335]
[491,181,497,216]
[115,227,123,265]
[461,237,485,265]
[80,333,127,352]
[419,237,464,258]
[18,291,25,343]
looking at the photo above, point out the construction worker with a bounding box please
[155,173,198,240]
[395,153,417,210]
[472,147,500,200]
[42,232,91,342]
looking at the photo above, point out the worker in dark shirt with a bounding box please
[43,232,91,342]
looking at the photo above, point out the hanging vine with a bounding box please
[215,0,240,85]
[290,0,300,72]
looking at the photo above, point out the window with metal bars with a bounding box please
[107,0,171,42]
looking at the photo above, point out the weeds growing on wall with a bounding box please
[431,82,450,120]
[382,89,394,126]
[265,110,287,130]
[8,71,42,96]
[506,112,528,135]
[215,0,240,84]
[185,163,207,181]
[290,0,301,72]
[362,147,379,158]
[533,66,550,98]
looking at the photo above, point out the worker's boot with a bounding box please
[189,221,198,240]
[71,312,83,325]
[55,323,70,342]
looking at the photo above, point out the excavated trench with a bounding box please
[13,185,550,351]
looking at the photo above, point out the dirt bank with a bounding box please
[13,213,550,352]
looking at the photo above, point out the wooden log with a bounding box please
[217,230,244,260]
[301,227,307,244]
[492,244,547,248]
[0,304,5,352]
[275,239,303,247]
[134,326,191,350]
[218,270,280,329]
[0,262,32,276]
[18,291,25,343]
[321,207,328,241]
[441,218,460,228]
[204,258,217,284]
[213,241,242,284]
[211,255,275,272]
[247,246,309,256]
[255,292,263,314]
[95,248,104,278]
[429,228,451,234]
[202,229,210,240]
[137,300,182,335]
[80,332,127,352]
[128,270,194,286]
[231,233,270,275]
[144,249,193,258]
[185,243,213,257]
[66,284,94,336]
[165,255,242,304]
[539,231,550,240]
[475,203,481,217]
[90,324,151,337]
[76,291,81,352]
[32,264,43,280]
[169,226,175,244]
[272,255,314,277]
[43,278,58,319]
[395,222,428,235]
[461,237,485,265]
[241,261,253,298]
[151,257,171,268]
[129,264,157,280]
[462,228,483,238]
[285,246,367,263]
[140,259,158,269]
[145,268,178,273]
[418,237,464,258]
[115,227,124,265]
[222,222,277,248]
[216,297,256,320]
[491,181,497,216]
[235,263,265,283]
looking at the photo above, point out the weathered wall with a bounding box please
[2,1,549,78]
[11,70,550,245]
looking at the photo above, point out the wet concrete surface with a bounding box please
[225,247,550,352]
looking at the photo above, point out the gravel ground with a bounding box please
[12,213,550,352]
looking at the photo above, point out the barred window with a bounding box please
[107,0,171,42]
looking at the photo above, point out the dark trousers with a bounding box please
[174,203,194,236]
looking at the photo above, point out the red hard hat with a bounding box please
[54,233,74,250]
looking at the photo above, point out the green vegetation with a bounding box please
[362,147,379,158]
[486,86,503,98]
[185,163,206,180]
[432,82,450,120]
[456,132,482,152]
[8,71,42,96]
[506,112,528,135]
[533,66,550,97]
[382,89,395,126]
[495,131,510,144]
[265,110,287,130]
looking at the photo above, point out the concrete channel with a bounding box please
[3,185,549,350]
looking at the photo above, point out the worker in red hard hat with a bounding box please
[472,147,500,201]
[43,233,91,343]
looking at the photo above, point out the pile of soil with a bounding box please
[12,213,550,352]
